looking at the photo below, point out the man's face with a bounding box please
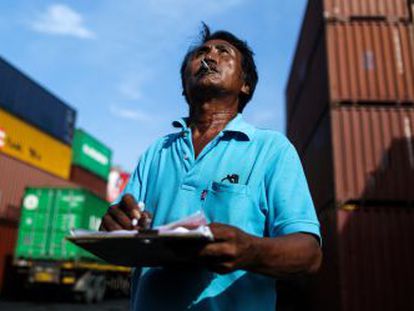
[184,39,249,101]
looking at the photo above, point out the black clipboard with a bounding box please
[66,230,213,267]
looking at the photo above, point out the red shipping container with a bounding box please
[0,153,76,221]
[323,0,411,21]
[307,205,414,311]
[0,220,18,293]
[327,21,414,104]
[70,165,108,200]
[300,107,414,210]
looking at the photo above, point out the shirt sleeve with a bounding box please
[265,141,321,242]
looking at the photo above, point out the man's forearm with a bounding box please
[246,233,322,278]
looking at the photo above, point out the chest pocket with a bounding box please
[203,181,263,229]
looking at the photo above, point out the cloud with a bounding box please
[30,4,95,39]
[118,74,148,101]
[109,105,152,122]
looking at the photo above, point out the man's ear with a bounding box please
[241,83,250,96]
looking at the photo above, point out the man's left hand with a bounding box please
[197,223,259,274]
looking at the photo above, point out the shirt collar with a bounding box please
[172,113,255,140]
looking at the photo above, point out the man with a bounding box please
[100,24,322,311]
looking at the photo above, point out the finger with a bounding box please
[102,214,124,231]
[138,211,153,229]
[120,194,142,220]
[108,205,134,229]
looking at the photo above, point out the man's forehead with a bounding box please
[200,39,240,53]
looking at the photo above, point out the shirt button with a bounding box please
[184,154,189,160]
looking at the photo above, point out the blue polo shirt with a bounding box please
[118,114,320,311]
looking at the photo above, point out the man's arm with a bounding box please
[198,223,321,278]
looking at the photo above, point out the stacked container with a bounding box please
[15,188,107,261]
[70,129,112,200]
[0,58,77,292]
[284,1,414,310]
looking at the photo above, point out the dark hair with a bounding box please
[180,23,258,113]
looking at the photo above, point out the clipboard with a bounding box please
[66,228,214,267]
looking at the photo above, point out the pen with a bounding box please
[131,201,145,227]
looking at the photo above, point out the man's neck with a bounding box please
[189,98,239,135]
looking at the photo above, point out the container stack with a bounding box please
[0,57,77,291]
[285,0,414,310]
[70,129,112,200]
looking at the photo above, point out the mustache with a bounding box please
[196,59,218,76]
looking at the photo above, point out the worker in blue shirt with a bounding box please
[100,24,322,311]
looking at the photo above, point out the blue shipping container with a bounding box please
[0,57,76,145]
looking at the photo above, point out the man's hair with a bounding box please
[180,23,258,113]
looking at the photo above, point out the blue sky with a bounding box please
[0,0,306,172]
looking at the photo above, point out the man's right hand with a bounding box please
[99,194,152,231]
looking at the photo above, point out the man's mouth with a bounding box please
[196,65,218,77]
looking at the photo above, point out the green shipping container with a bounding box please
[15,188,108,261]
[72,129,112,180]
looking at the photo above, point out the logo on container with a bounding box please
[23,194,39,210]
[0,127,6,148]
[82,144,109,166]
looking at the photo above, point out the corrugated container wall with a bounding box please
[0,109,72,179]
[308,205,414,311]
[0,153,76,221]
[0,220,18,293]
[70,165,108,200]
[322,0,411,21]
[15,188,107,261]
[0,57,76,145]
[300,107,414,210]
[331,107,414,203]
[72,129,112,180]
[327,21,414,104]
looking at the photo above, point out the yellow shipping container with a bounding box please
[0,109,71,179]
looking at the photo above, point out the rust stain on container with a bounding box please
[327,22,414,104]
[0,153,76,220]
[70,165,108,200]
[323,0,410,21]
[308,205,414,311]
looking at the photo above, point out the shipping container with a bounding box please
[15,188,107,261]
[323,0,411,21]
[299,107,414,210]
[0,109,72,179]
[72,129,112,181]
[0,57,76,145]
[0,153,76,220]
[327,21,414,104]
[287,28,329,155]
[307,204,414,311]
[286,0,324,121]
[331,106,414,203]
[107,167,130,203]
[70,165,108,200]
[0,220,18,292]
